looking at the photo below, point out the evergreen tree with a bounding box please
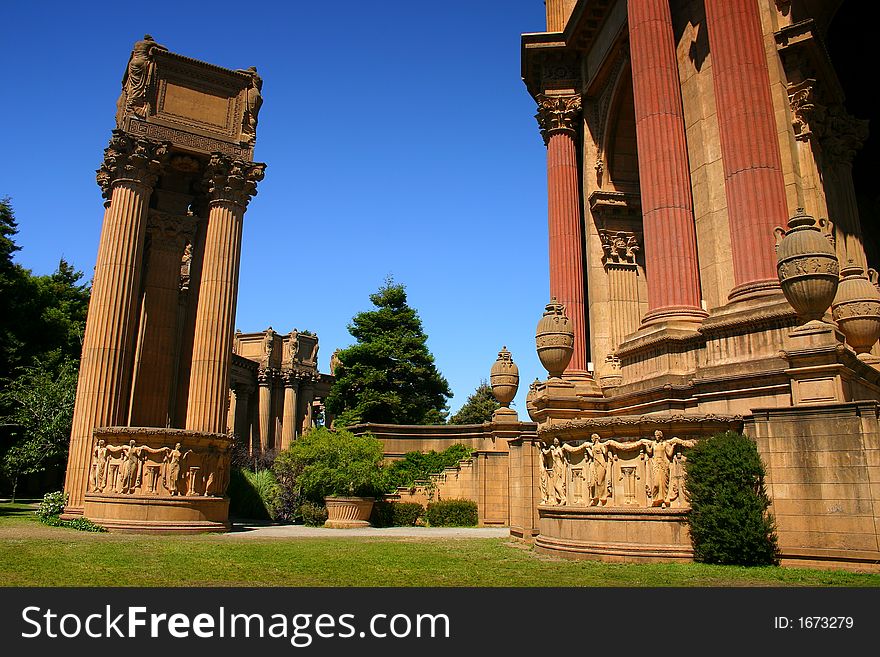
[449,380,499,424]
[326,279,451,426]
[684,431,780,566]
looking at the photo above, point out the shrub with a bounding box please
[371,501,424,527]
[228,468,280,521]
[380,444,473,492]
[36,490,66,518]
[281,427,385,502]
[299,501,328,527]
[685,431,780,566]
[35,491,106,532]
[426,498,478,527]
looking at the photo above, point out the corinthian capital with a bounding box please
[203,153,266,208]
[96,131,170,198]
[820,105,869,167]
[535,93,582,144]
[146,210,197,253]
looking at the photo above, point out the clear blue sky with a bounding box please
[0,1,553,417]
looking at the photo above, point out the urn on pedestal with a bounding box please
[775,209,839,325]
[536,297,574,378]
[490,346,519,422]
[832,261,880,360]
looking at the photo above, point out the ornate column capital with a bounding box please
[256,367,275,386]
[96,131,170,198]
[203,153,266,209]
[535,93,582,144]
[146,211,197,252]
[599,230,640,268]
[820,105,869,167]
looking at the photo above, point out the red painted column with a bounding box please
[537,94,589,374]
[704,0,789,300]
[628,0,706,326]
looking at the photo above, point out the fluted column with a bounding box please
[536,94,590,375]
[256,368,273,452]
[704,0,790,300]
[63,132,167,514]
[185,154,265,432]
[628,0,706,326]
[299,374,316,435]
[546,0,577,32]
[280,371,300,450]
[129,213,194,427]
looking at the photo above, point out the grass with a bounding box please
[1,502,879,587]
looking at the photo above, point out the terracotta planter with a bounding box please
[536,297,574,378]
[324,496,374,528]
[775,209,839,323]
[490,346,519,406]
[832,263,880,358]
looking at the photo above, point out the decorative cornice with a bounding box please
[538,413,744,438]
[535,93,582,144]
[96,131,170,198]
[202,153,266,208]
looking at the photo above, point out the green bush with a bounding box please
[371,500,424,527]
[280,427,385,502]
[228,468,280,521]
[36,490,66,518]
[299,501,328,527]
[425,498,478,527]
[380,444,473,492]
[685,431,780,566]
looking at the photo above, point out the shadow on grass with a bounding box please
[0,501,38,518]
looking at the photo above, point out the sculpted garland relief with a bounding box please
[537,431,695,509]
[89,439,231,498]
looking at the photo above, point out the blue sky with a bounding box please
[0,1,553,416]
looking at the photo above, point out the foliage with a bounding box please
[326,278,451,427]
[279,427,385,502]
[685,431,780,566]
[228,468,280,521]
[1,357,78,500]
[36,490,67,518]
[33,491,106,532]
[298,501,328,527]
[425,498,479,527]
[371,501,425,527]
[271,448,304,524]
[449,381,500,424]
[380,444,473,492]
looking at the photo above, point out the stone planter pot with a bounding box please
[490,346,519,406]
[832,263,880,358]
[775,209,839,323]
[536,297,574,378]
[324,496,375,528]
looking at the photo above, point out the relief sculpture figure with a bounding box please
[91,439,110,492]
[164,442,193,496]
[107,440,165,494]
[644,431,695,508]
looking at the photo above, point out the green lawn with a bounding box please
[1,502,878,587]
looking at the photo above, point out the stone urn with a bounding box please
[832,262,880,359]
[536,297,574,378]
[490,346,519,421]
[324,496,375,528]
[775,209,839,323]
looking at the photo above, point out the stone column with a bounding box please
[536,94,590,375]
[280,371,300,450]
[627,0,706,325]
[256,368,273,452]
[704,0,790,300]
[299,374,316,435]
[185,155,265,433]
[63,132,166,514]
[129,212,194,427]
[545,0,577,31]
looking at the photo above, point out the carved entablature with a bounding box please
[537,431,696,509]
[535,93,582,144]
[599,229,639,268]
[115,38,260,158]
[202,153,266,208]
[146,210,197,252]
[96,131,170,198]
[88,430,231,498]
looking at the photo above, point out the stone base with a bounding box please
[83,493,230,534]
[536,505,693,562]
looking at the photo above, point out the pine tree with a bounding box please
[326,279,451,426]
[449,380,499,424]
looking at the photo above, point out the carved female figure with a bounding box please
[587,434,611,506]
[92,439,110,492]
[118,35,167,119]
[549,437,567,505]
[644,431,695,507]
[537,440,553,504]
[109,440,163,494]
[164,442,193,496]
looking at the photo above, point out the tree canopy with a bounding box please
[326,279,451,426]
[449,380,499,424]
